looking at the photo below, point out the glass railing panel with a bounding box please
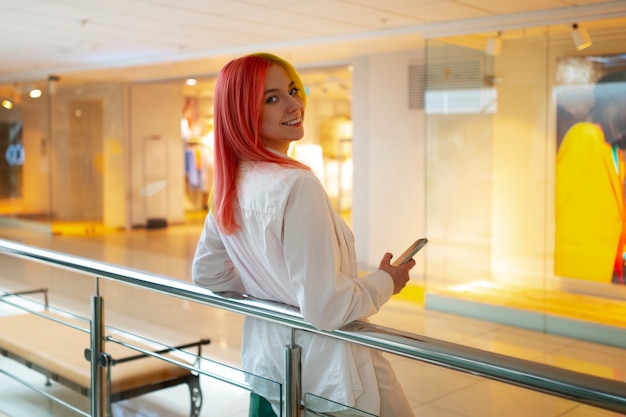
[0,285,282,417]
[95,281,279,417]
[0,366,90,416]
[302,351,626,417]
[389,353,625,417]
[304,393,376,416]
[2,238,626,416]
[0,362,276,417]
[0,292,90,417]
[107,368,275,417]
[99,279,283,417]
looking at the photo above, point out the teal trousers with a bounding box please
[249,392,278,417]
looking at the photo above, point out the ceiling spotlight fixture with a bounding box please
[1,99,13,110]
[29,89,42,99]
[486,32,502,56]
[571,23,592,51]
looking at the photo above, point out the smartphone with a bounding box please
[392,238,428,266]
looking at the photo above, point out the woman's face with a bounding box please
[260,64,305,154]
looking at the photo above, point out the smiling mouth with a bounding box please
[283,117,302,126]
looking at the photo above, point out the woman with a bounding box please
[192,52,416,417]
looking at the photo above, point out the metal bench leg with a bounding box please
[188,374,202,417]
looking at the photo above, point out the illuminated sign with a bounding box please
[5,143,25,166]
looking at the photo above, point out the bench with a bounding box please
[0,291,210,417]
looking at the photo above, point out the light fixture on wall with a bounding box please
[48,75,59,95]
[1,99,13,110]
[571,23,592,51]
[486,32,502,56]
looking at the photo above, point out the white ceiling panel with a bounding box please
[286,0,426,28]
[0,0,625,82]
[345,0,429,6]
[199,15,320,41]
[235,8,362,35]
[55,0,156,11]
[330,10,428,29]
[232,0,311,7]
[176,0,269,15]
[1,0,44,7]
[455,0,574,14]
[286,0,381,19]
[0,8,72,27]
[17,2,108,20]
[129,4,226,26]
[396,1,494,21]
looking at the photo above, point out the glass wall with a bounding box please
[49,79,127,228]
[0,66,353,234]
[170,67,354,222]
[0,79,51,223]
[424,19,626,347]
[0,78,127,233]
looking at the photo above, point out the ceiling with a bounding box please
[2,0,626,84]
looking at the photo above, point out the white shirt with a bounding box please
[192,159,395,414]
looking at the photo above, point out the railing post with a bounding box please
[284,329,302,417]
[90,279,105,417]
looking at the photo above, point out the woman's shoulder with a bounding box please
[244,160,318,181]
[241,161,322,195]
[238,162,326,214]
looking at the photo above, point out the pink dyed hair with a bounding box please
[212,52,310,234]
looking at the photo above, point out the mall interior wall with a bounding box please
[129,82,186,228]
[491,34,550,287]
[351,46,427,277]
[22,93,49,217]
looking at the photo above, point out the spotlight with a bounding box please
[1,99,13,110]
[486,32,502,56]
[571,23,592,51]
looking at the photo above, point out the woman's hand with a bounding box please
[378,252,416,294]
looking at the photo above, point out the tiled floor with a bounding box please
[0,223,625,417]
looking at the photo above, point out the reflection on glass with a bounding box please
[555,54,626,285]
[424,21,626,349]
[0,122,23,199]
[304,393,377,416]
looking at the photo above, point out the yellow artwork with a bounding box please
[555,122,626,282]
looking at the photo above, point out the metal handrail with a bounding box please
[1,237,625,415]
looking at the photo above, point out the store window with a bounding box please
[555,55,626,286]
[424,19,626,348]
[297,66,353,223]
[0,121,23,199]
[179,66,354,223]
[0,80,50,222]
[180,83,214,213]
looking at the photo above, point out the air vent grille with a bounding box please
[408,64,425,110]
